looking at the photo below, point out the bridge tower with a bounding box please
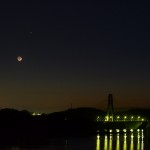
[107,94,114,122]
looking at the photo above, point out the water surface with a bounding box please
[7,129,150,150]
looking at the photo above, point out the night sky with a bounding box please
[0,0,150,113]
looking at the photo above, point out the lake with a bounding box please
[6,129,150,150]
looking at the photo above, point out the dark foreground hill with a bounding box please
[0,107,104,147]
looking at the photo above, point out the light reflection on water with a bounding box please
[9,129,147,150]
[96,130,145,150]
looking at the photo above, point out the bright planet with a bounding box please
[17,56,23,62]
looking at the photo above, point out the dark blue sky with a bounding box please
[0,0,150,113]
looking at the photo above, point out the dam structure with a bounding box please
[95,94,148,133]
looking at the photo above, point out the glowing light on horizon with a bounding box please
[32,112,42,116]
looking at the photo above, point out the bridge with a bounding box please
[95,94,148,132]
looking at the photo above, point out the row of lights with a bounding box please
[105,129,144,133]
[117,115,145,121]
[96,115,145,121]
